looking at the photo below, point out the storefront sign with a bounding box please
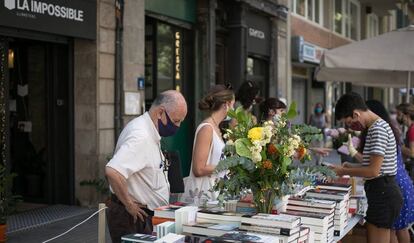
[249,28,265,40]
[246,12,270,56]
[175,31,181,81]
[303,42,324,64]
[0,0,96,39]
[292,36,324,64]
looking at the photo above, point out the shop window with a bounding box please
[296,0,306,17]
[332,0,360,40]
[145,18,185,110]
[246,56,268,97]
[291,0,323,25]
[366,14,379,38]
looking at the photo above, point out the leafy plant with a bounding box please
[214,103,325,213]
[0,163,21,224]
[80,179,110,196]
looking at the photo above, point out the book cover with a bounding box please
[205,231,282,243]
[241,213,301,229]
[152,216,174,226]
[288,197,337,209]
[299,227,310,237]
[239,223,300,236]
[316,182,352,192]
[182,224,237,237]
[121,233,157,243]
[286,204,335,214]
[197,210,249,222]
[281,210,331,228]
[306,189,349,201]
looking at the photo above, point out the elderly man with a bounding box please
[106,90,187,243]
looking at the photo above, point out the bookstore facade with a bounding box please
[0,0,96,205]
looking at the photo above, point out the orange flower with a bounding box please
[296,146,307,160]
[267,144,278,155]
[262,160,273,169]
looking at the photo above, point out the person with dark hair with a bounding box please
[396,103,414,161]
[308,103,329,130]
[345,100,414,243]
[259,97,287,122]
[105,90,187,242]
[181,85,235,202]
[235,81,261,124]
[236,80,260,110]
[330,92,403,243]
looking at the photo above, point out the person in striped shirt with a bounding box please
[330,92,403,243]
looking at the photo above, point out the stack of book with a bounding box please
[235,201,257,214]
[183,210,259,242]
[202,231,288,243]
[182,222,238,237]
[174,206,198,234]
[121,233,158,243]
[240,213,303,243]
[153,205,181,226]
[156,221,176,239]
[312,183,352,236]
[195,210,249,227]
[154,233,185,243]
[282,197,335,243]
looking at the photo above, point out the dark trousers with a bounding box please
[107,195,153,243]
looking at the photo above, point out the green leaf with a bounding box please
[227,108,237,119]
[261,148,267,161]
[280,157,292,174]
[286,102,297,119]
[214,156,255,173]
[235,138,252,159]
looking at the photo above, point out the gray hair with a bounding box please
[151,91,179,111]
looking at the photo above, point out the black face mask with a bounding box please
[397,116,404,125]
[158,111,179,137]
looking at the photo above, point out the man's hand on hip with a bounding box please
[125,201,148,223]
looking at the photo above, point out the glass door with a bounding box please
[7,38,72,205]
[145,17,194,177]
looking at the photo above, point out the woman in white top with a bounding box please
[182,85,235,202]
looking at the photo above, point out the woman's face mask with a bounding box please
[272,114,281,123]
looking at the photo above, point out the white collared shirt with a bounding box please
[106,112,169,210]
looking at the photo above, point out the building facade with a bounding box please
[289,0,413,127]
[0,0,291,207]
[1,0,412,208]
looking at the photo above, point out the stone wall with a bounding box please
[73,0,145,206]
[74,37,99,205]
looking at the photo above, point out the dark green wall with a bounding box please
[161,119,193,177]
[145,0,196,23]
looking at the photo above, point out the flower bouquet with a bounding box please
[325,128,360,155]
[213,103,328,213]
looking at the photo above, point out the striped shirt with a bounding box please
[362,119,397,177]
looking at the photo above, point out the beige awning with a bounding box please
[316,25,414,89]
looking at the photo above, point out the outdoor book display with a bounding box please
[121,107,368,243]
[121,180,367,243]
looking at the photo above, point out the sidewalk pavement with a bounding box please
[7,209,112,243]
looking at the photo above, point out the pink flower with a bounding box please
[326,129,339,138]
[338,128,347,134]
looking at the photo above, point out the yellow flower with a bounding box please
[248,127,263,141]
